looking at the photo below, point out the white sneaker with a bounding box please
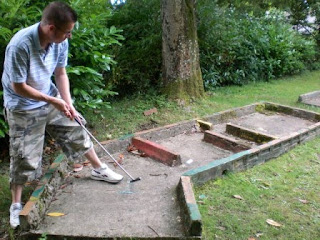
[10,203,22,229]
[91,164,123,183]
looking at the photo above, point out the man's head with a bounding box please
[40,1,77,43]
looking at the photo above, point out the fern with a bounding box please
[0,27,12,41]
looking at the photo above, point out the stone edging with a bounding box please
[20,154,68,230]
[298,90,320,102]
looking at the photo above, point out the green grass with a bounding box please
[195,137,320,240]
[0,172,11,232]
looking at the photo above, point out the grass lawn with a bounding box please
[0,70,319,238]
[195,137,320,240]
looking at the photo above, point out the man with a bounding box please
[1,1,123,229]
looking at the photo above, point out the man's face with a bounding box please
[52,22,75,43]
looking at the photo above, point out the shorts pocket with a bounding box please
[10,130,25,158]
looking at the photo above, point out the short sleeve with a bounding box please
[56,39,69,68]
[5,45,29,83]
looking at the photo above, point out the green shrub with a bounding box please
[107,0,162,95]
[0,0,122,138]
[68,0,124,110]
[0,0,46,138]
[198,1,318,89]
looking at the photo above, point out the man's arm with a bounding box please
[12,81,73,119]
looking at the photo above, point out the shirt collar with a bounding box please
[32,22,52,51]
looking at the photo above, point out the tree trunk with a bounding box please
[161,0,204,101]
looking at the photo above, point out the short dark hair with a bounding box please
[42,1,77,27]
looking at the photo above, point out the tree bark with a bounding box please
[162,0,204,101]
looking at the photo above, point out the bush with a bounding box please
[107,0,162,95]
[68,0,124,110]
[0,0,46,138]
[0,0,122,138]
[197,1,318,89]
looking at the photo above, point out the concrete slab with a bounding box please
[30,133,232,239]
[213,112,315,138]
[298,90,320,107]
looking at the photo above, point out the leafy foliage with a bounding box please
[107,0,162,95]
[68,0,124,110]
[0,0,47,138]
[0,0,123,138]
[198,1,318,89]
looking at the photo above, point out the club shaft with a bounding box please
[75,119,136,181]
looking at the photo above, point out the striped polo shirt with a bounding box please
[1,22,68,110]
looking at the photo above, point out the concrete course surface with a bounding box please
[20,102,320,239]
[298,90,320,107]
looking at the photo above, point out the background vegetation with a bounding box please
[0,0,122,136]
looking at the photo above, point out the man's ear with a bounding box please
[48,24,55,32]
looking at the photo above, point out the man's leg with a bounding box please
[6,107,47,228]
[10,184,23,228]
[11,184,23,204]
[46,106,123,183]
[83,147,101,169]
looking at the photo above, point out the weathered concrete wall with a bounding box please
[298,90,320,102]
[177,176,202,236]
[20,155,68,230]
[265,102,320,122]
[183,122,320,186]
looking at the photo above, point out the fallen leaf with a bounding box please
[143,108,157,116]
[299,199,308,204]
[47,212,65,217]
[216,226,226,231]
[262,182,271,187]
[73,163,83,172]
[114,154,124,167]
[44,146,52,154]
[248,237,257,240]
[266,219,282,227]
[255,232,263,237]
[233,195,244,200]
[127,144,138,152]
[82,160,91,166]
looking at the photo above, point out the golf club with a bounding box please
[75,118,141,183]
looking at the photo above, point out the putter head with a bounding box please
[130,177,141,183]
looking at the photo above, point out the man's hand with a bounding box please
[51,97,76,120]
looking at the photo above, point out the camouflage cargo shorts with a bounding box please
[5,103,93,185]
